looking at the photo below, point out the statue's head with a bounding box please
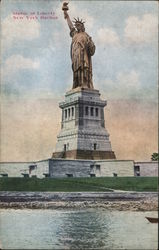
[73,18,85,32]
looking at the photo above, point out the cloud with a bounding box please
[124,14,158,44]
[0,98,60,161]
[97,70,141,99]
[106,100,158,161]
[96,27,120,46]
[2,14,40,49]
[117,70,140,87]
[2,55,40,80]
[104,69,140,88]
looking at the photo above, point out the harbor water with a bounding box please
[0,209,158,249]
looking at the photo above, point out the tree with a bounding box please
[151,153,159,161]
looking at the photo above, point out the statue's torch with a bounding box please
[62,2,69,19]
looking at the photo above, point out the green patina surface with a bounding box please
[0,177,158,192]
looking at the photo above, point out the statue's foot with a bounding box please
[81,84,89,89]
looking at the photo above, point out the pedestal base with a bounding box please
[52,149,116,160]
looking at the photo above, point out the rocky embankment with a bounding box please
[0,191,158,211]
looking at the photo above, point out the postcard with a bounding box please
[0,1,158,249]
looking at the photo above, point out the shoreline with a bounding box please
[0,200,158,211]
[0,191,158,211]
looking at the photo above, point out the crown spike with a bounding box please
[73,17,85,26]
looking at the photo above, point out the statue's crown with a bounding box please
[73,17,85,25]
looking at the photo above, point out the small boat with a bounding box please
[146,217,158,223]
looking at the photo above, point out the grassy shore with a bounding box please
[0,177,158,192]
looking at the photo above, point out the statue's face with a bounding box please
[75,22,83,32]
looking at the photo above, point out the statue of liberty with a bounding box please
[62,2,95,89]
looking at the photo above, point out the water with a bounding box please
[0,209,158,249]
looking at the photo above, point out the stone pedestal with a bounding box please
[52,87,116,159]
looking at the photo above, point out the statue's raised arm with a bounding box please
[62,2,74,31]
[62,2,95,89]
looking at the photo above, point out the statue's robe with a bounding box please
[70,28,95,89]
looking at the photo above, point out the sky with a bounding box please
[0,0,158,162]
